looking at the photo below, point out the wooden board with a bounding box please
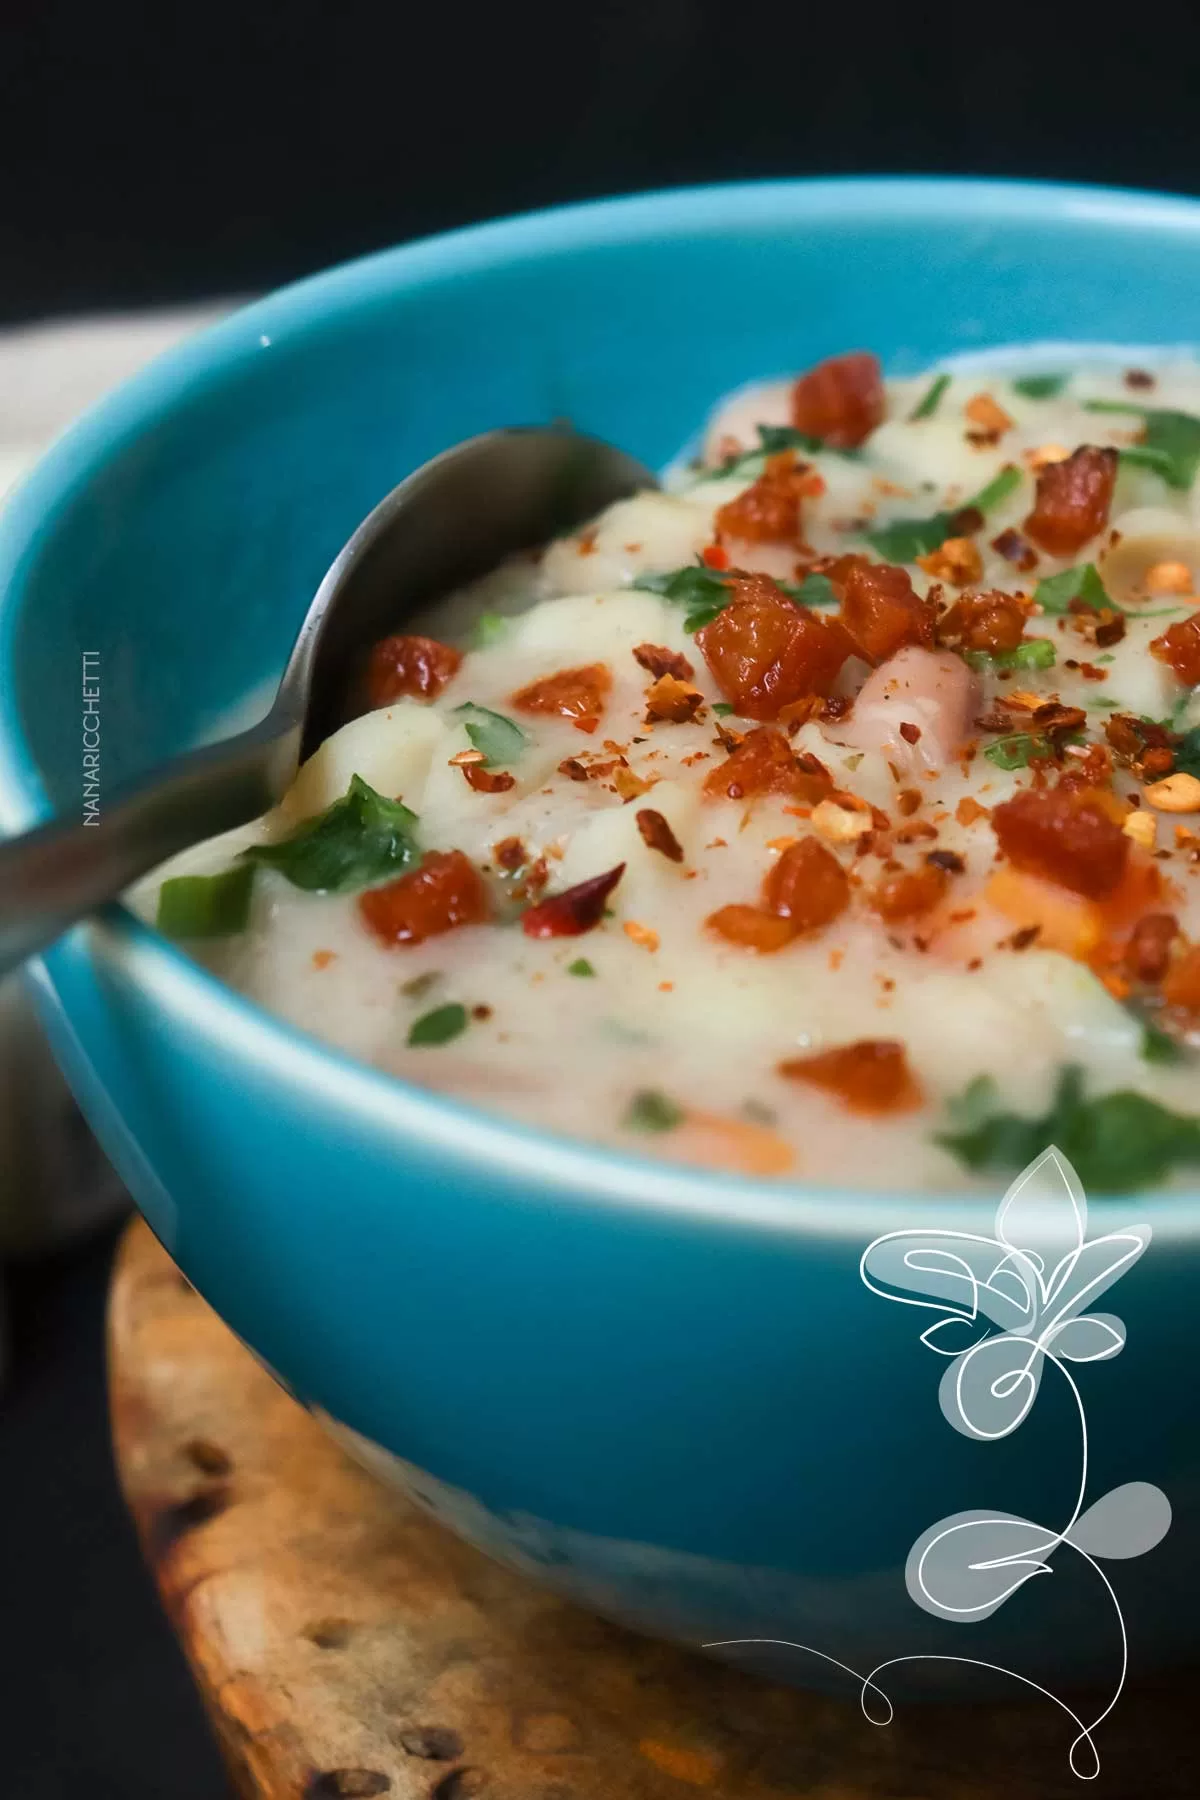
[108,1217,1192,1800]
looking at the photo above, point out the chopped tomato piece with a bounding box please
[521,864,624,938]
[789,351,885,450]
[703,725,831,803]
[936,588,1029,655]
[715,451,810,543]
[705,904,798,953]
[838,560,936,663]
[992,785,1129,899]
[870,863,949,921]
[358,850,489,947]
[1150,611,1200,686]
[696,574,854,720]
[763,837,850,931]
[779,1040,923,1114]
[365,633,462,707]
[512,663,612,731]
[1024,445,1118,556]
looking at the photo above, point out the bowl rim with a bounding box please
[5,171,1200,1238]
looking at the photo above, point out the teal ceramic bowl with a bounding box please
[1,181,1197,1719]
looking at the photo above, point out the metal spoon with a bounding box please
[0,426,658,976]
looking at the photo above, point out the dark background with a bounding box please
[3,4,1199,1795]
[4,1,1200,326]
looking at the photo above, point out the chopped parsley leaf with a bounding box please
[624,1089,684,1132]
[937,1065,1200,1191]
[472,611,511,648]
[910,373,951,420]
[1012,373,1068,400]
[408,1002,468,1047]
[634,563,730,633]
[715,423,862,478]
[1085,401,1200,490]
[1035,562,1112,614]
[242,775,419,894]
[712,702,735,716]
[157,864,254,939]
[982,730,1080,771]
[453,703,528,767]
[866,465,1023,561]
[966,637,1056,674]
[1141,1023,1187,1065]
[1172,725,1200,779]
[789,572,839,608]
[567,957,596,977]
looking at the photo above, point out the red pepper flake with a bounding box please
[636,809,685,863]
[937,589,1029,655]
[991,527,1039,572]
[702,543,731,569]
[577,528,598,554]
[644,673,704,724]
[897,789,923,817]
[493,835,526,871]
[926,849,965,874]
[899,721,922,745]
[472,1003,494,1020]
[558,757,590,782]
[778,1039,923,1114]
[706,905,798,953]
[870,862,948,920]
[364,633,463,708]
[633,642,694,681]
[512,663,612,732]
[521,864,625,938]
[623,920,659,951]
[359,850,490,947]
[312,949,336,970]
[1125,368,1156,390]
[461,763,517,794]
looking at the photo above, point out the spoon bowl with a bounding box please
[0,426,657,976]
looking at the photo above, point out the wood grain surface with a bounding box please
[108,1217,1192,1800]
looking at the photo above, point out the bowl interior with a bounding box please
[8,178,1200,820]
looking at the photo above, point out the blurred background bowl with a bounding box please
[1,178,1197,1699]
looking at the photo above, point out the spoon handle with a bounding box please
[0,712,298,979]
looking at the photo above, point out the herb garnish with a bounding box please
[157,864,255,938]
[633,564,731,632]
[982,732,1074,771]
[866,465,1023,561]
[242,776,419,894]
[472,611,511,648]
[791,571,839,607]
[453,703,528,767]
[1140,1023,1187,1065]
[1172,725,1200,778]
[624,1089,685,1132]
[910,373,951,420]
[712,702,735,716]
[567,958,596,977]
[1085,401,1200,490]
[408,1002,469,1047]
[966,637,1057,674]
[1035,562,1112,614]
[712,423,862,479]
[1012,373,1068,400]
[937,1065,1200,1191]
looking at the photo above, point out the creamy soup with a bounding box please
[138,351,1200,1191]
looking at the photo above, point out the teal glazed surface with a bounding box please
[2,180,1199,1703]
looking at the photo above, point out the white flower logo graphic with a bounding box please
[708,1147,1171,1781]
